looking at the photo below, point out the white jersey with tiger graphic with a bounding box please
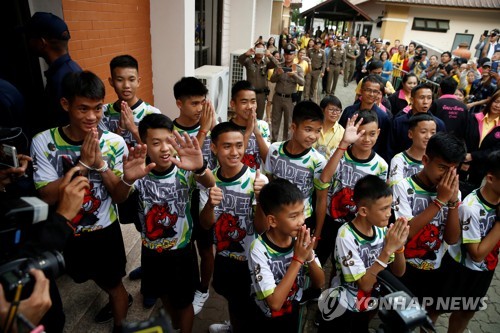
[31,127,127,234]
[388,151,423,185]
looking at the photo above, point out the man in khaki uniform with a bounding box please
[270,43,304,142]
[326,38,346,95]
[344,37,360,86]
[239,42,279,119]
[373,38,384,61]
[304,38,326,103]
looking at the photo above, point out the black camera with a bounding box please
[0,250,64,302]
[413,54,423,62]
[0,196,65,301]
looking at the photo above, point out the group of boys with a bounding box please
[26,47,498,333]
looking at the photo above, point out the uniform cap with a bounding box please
[283,43,297,54]
[482,61,492,68]
[375,38,383,44]
[22,12,70,40]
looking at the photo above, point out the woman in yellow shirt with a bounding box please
[314,95,345,159]
[390,45,407,79]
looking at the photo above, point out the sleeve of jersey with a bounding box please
[249,240,276,300]
[336,227,366,282]
[31,133,59,190]
[313,153,329,190]
[460,204,481,244]
[378,159,388,182]
[388,154,404,186]
[392,180,413,220]
[98,105,111,131]
[258,121,271,146]
[107,136,128,177]
[263,144,276,176]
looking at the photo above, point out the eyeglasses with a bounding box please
[326,107,342,114]
[362,88,381,95]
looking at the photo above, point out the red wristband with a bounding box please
[199,129,208,135]
[292,256,304,265]
[337,146,348,151]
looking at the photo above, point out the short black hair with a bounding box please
[353,175,392,206]
[231,80,256,100]
[292,100,324,125]
[441,51,452,58]
[440,77,458,95]
[353,109,378,126]
[319,95,342,110]
[409,42,417,48]
[110,55,138,73]
[361,74,384,92]
[259,178,304,216]
[425,132,466,164]
[486,150,500,177]
[210,121,243,144]
[173,77,208,100]
[408,113,436,130]
[61,71,105,102]
[411,83,433,98]
[367,60,383,71]
[138,113,174,142]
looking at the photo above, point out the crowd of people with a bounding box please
[1,13,499,333]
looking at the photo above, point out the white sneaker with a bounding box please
[192,289,209,315]
[208,321,232,333]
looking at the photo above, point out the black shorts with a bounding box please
[64,221,126,289]
[439,252,494,312]
[316,214,343,265]
[255,301,299,333]
[212,255,255,318]
[398,262,444,310]
[141,245,194,309]
[190,188,213,249]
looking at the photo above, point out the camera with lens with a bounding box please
[1,195,65,302]
[413,52,423,62]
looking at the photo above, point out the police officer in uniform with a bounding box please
[373,38,384,61]
[326,38,346,95]
[270,43,304,142]
[304,38,326,103]
[239,42,279,119]
[344,37,360,86]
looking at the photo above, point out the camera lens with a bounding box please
[26,250,65,279]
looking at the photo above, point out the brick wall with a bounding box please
[61,0,154,105]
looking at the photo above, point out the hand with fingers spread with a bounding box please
[208,183,223,208]
[56,166,90,221]
[294,225,315,262]
[339,114,365,147]
[123,144,156,183]
[384,217,409,254]
[166,131,204,171]
[436,167,458,203]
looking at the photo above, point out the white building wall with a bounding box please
[221,0,232,67]
[403,7,499,54]
[254,0,273,42]
[150,0,195,118]
[355,1,385,39]
[229,0,257,54]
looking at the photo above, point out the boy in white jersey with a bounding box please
[172,77,216,315]
[99,54,161,310]
[263,100,327,236]
[201,122,268,333]
[249,179,324,332]
[99,54,161,147]
[121,113,215,333]
[229,80,270,169]
[389,113,436,185]
[392,132,465,323]
[318,110,388,265]
[319,175,408,332]
[31,71,132,332]
[442,151,500,332]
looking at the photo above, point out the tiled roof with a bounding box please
[377,0,500,9]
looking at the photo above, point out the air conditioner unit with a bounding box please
[229,49,248,104]
[195,65,230,122]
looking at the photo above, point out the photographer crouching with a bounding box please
[1,129,88,332]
